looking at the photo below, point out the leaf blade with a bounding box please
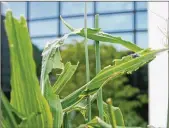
[61,48,167,110]
[53,62,79,94]
[60,16,143,52]
[4,10,53,127]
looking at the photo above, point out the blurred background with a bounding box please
[1,1,149,127]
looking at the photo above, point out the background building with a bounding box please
[1,2,148,50]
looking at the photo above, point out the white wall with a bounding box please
[148,2,168,127]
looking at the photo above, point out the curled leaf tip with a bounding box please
[20,15,25,19]
[106,98,112,105]
[6,9,13,17]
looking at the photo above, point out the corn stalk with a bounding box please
[84,2,91,122]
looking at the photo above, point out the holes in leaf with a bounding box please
[49,68,63,85]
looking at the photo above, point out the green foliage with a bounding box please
[59,41,147,127]
[3,10,53,127]
[60,16,142,52]
[2,10,168,128]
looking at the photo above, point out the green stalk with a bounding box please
[95,116,112,128]
[95,14,104,120]
[63,112,69,128]
[106,98,117,128]
[84,2,91,122]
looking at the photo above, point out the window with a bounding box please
[2,2,26,18]
[99,14,133,32]
[136,2,147,10]
[110,33,134,51]
[136,12,147,30]
[30,2,58,19]
[61,16,93,35]
[136,32,148,48]
[97,2,133,13]
[113,33,134,43]
[29,20,58,37]
[26,1,148,50]
[31,37,57,50]
[61,2,94,16]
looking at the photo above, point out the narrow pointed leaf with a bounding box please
[60,16,143,52]
[79,116,112,128]
[47,94,63,128]
[0,89,41,128]
[106,98,117,128]
[52,62,79,94]
[1,89,19,128]
[44,79,63,128]
[103,102,125,127]
[4,10,53,127]
[40,29,81,128]
[41,39,64,95]
[61,48,168,110]
[40,30,80,95]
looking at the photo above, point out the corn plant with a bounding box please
[1,9,168,128]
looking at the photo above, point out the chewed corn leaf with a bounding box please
[52,61,79,94]
[60,16,143,52]
[61,48,168,111]
[40,30,81,95]
[113,48,152,66]
[40,37,65,95]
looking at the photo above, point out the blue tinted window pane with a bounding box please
[136,2,147,10]
[111,33,134,51]
[61,2,93,16]
[99,14,133,32]
[136,12,147,30]
[30,2,58,19]
[32,37,57,50]
[112,33,134,43]
[61,16,93,35]
[2,2,26,18]
[97,2,133,13]
[29,20,58,36]
[100,33,134,51]
[136,32,148,48]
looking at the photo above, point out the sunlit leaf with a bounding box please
[4,10,53,127]
[60,16,143,52]
[52,62,79,94]
[61,48,168,110]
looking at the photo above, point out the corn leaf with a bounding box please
[60,16,142,52]
[40,27,81,128]
[79,116,142,128]
[1,89,21,128]
[40,30,80,95]
[44,79,63,128]
[40,37,65,128]
[41,34,80,128]
[64,92,124,127]
[61,48,167,110]
[79,116,112,128]
[103,104,125,127]
[66,94,124,127]
[4,10,53,127]
[1,82,41,128]
[52,62,79,94]
[41,39,64,95]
